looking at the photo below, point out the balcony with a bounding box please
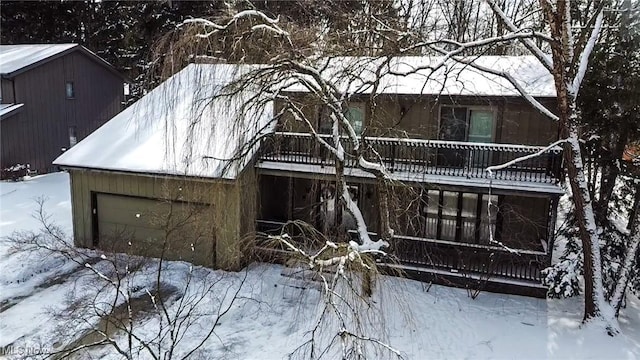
[254,220,549,297]
[257,132,563,187]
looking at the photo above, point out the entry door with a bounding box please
[438,107,468,167]
[467,110,495,167]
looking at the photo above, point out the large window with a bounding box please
[421,190,498,244]
[345,105,364,135]
[439,106,495,142]
[439,106,496,167]
[317,103,365,135]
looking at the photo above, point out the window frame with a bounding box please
[437,105,497,143]
[65,81,75,99]
[317,102,367,135]
[69,126,78,147]
[421,189,501,244]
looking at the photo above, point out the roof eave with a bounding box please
[1,45,129,82]
[56,164,238,184]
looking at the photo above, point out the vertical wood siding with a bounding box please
[0,50,123,172]
[277,94,558,146]
[69,169,255,270]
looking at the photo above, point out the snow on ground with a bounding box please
[0,172,639,359]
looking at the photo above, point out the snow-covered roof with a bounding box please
[0,103,24,118]
[0,44,124,79]
[283,56,556,98]
[54,64,275,180]
[0,44,77,75]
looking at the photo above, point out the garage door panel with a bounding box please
[97,194,168,228]
[95,193,216,266]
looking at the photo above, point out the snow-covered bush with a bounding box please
[543,236,582,298]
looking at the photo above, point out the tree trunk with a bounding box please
[610,184,640,315]
[595,127,630,225]
[557,95,606,320]
[377,177,393,243]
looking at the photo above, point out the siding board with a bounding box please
[68,170,249,270]
[278,95,558,146]
[1,49,123,173]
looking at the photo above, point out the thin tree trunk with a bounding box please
[595,127,630,225]
[377,177,393,243]
[610,185,640,315]
[557,94,606,320]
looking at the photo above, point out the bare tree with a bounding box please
[6,194,248,359]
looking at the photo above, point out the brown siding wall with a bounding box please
[69,169,254,270]
[500,98,558,146]
[1,112,23,168]
[276,94,557,146]
[500,195,550,251]
[1,50,123,172]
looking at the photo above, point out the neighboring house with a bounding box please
[55,57,563,297]
[0,44,125,175]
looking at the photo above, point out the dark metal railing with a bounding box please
[255,220,548,283]
[389,234,548,283]
[258,132,563,184]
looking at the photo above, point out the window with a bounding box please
[460,193,478,242]
[317,103,365,135]
[439,106,495,143]
[69,126,77,147]
[65,81,75,99]
[345,105,364,135]
[423,190,439,238]
[440,191,458,240]
[319,182,360,231]
[421,190,500,244]
[439,106,496,167]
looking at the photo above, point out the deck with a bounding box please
[255,220,550,297]
[257,132,563,192]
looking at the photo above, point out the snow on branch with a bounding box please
[433,53,560,121]
[485,0,554,71]
[181,11,291,45]
[486,138,567,175]
[570,9,604,98]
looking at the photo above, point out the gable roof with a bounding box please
[54,63,275,180]
[283,56,556,98]
[0,44,125,80]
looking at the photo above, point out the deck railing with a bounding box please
[258,132,563,183]
[389,234,548,283]
[255,220,548,283]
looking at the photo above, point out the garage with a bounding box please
[94,192,216,265]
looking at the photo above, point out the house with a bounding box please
[54,64,274,270]
[0,44,125,176]
[257,56,562,297]
[55,57,563,297]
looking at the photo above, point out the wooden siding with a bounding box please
[68,169,257,270]
[276,94,558,146]
[1,50,123,173]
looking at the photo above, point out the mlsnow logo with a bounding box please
[0,343,50,357]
